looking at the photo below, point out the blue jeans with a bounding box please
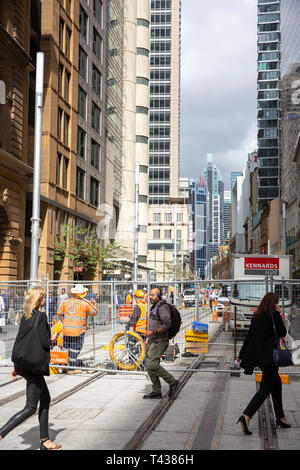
[63,334,85,368]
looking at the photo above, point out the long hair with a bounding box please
[24,286,45,320]
[254,292,279,318]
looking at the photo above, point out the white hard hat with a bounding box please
[71,284,88,295]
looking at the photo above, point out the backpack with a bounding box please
[157,302,182,340]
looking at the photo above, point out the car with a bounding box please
[183,288,195,307]
[216,296,231,317]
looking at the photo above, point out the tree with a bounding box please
[51,223,121,277]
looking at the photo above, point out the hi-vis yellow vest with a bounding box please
[133,302,147,334]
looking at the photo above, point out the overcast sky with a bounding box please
[180,0,257,189]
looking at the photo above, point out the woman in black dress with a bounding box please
[0,286,61,450]
[236,292,291,435]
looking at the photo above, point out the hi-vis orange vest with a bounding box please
[57,297,97,337]
[133,302,148,334]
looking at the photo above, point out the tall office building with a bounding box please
[257,0,280,209]
[147,0,182,280]
[223,190,231,242]
[189,176,207,279]
[203,154,225,261]
[114,0,150,266]
[148,0,181,206]
[230,171,243,190]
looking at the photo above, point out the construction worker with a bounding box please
[126,290,133,305]
[143,287,148,304]
[57,284,97,374]
[125,290,147,339]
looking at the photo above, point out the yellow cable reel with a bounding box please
[109,330,145,371]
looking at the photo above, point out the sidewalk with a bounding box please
[0,364,299,451]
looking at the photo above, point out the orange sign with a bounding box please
[50,350,68,365]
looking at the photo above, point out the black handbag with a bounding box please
[271,315,293,367]
[11,312,49,375]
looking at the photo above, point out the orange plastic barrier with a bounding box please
[119,304,134,322]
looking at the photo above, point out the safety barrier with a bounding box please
[0,278,299,379]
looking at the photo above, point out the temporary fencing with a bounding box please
[0,278,299,379]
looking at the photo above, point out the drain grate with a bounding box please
[55,408,103,420]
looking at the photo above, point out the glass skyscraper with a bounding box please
[190,177,207,279]
[257,0,280,209]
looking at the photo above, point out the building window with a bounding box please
[90,177,99,206]
[80,6,88,41]
[136,135,148,144]
[177,212,183,222]
[77,126,86,158]
[164,213,171,223]
[64,70,70,101]
[153,212,160,223]
[137,47,149,57]
[57,108,63,141]
[93,0,102,25]
[136,76,149,86]
[62,156,69,189]
[78,86,87,119]
[91,139,100,169]
[93,27,102,62]
[92,65,101,97]
[164,230,171,239]
[79,46,87,80]
[65,27,71,58]
[92,102,101,133]
[76,167,85,199]
[176,229,182,239]
[64,113,70,146]
[59,19,64,49]
[137,18,150,28]
[58,64,64,95]
[56,153,62,185]
[153,229,160,239]
[136,106,148,115]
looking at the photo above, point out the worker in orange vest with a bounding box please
[126,290,133,305]
[57,284,97,374]
[125,290,147,339]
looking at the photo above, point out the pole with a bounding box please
[30,52,44,286]
[174,206,177,304]
[282,202,286,255]
[133,162,139,291]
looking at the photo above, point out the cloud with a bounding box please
[180,0,257,188]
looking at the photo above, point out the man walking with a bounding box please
[143,287,179,399]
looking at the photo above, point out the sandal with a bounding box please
[40,438,62,450]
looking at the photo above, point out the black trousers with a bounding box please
[243,365,284,420]
[0,372,51,440]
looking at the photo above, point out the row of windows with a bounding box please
[258,128,278,138]
[258,148,278,158]
[151,0,171,10]
[258,23,279,33]
[136,106,148,115]
[150,83,171,94]
[258,4,279,13]
[150,126,170,137]
[258,61,278,71]
[151,14,171,24]
[77,127,101,170]
[150,55,171,67]
[150,27,171,38]
[150,69,171,81]
[258,51,279,61]
[258,32,280,43]
[137,18,150,28]
[150,98,170,108]
[258,108,278,119]
[150,111,170,122]
[76,167,100,207]
[258,71,279,81]
[258,138,278,148]
[149,197,169,205]
[152,211,183,223]
[152,229,182,240]
[258,13,280,23]
[149,168,170,180]
[258,119,278,129]
[137,76,149,86]
[258,157,278,167]
[149,140,170,151]
[149,184,170,194]
[258,90,278,99]
[137,47,149,57]
[259,187,279,200]
[149,155,170,166]
[258,42,278,52]
[257,80,277,90]
[258,99,278,109]
[151,41,171,52]
[258,167,278,177]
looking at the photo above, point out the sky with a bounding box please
[180,0,258,190]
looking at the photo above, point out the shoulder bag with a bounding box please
[271,315,293,367]
[11,313,49,375]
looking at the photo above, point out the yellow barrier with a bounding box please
[185,329,208,353]
[256,373,290,384]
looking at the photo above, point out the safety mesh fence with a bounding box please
[0,279,299,377]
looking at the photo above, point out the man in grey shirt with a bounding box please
[143,287,179,399]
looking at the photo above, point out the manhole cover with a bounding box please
[55,408,103,420]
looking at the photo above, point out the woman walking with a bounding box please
[0,286,61,450]
[236,292,291,435]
